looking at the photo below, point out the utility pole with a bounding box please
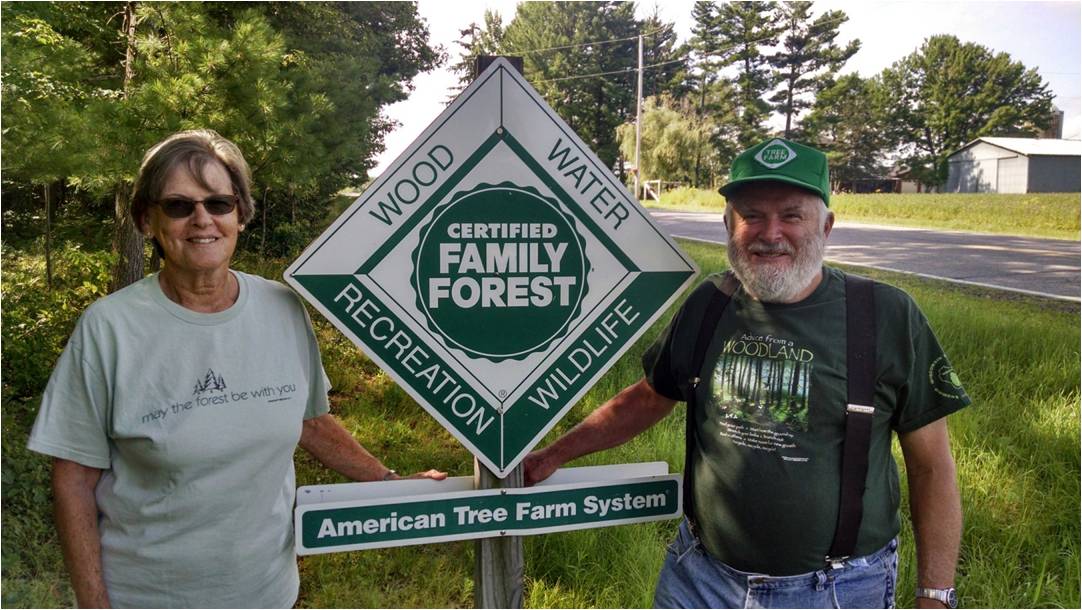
[633,33,643,201]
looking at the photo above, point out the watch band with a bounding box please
[916,586,958,608]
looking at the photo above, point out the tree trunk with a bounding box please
[261,187,269,255]
[44,183,55,291]
[111,186,145,292]
[782,70,796,139]
[111,2,143,292]
[694,75,707,188]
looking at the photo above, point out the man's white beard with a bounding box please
[728,228,826,303]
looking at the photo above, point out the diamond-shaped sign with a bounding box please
[285,59,697,477]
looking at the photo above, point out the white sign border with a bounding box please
[295,463,683,555]
[285,58,700,477]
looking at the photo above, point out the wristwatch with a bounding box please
[916,586,958,608]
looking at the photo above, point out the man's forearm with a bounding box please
[900,419,962,606]
[909,464,962,588]
[527,379,677,484]
[53,459,110,608]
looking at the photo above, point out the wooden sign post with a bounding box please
[474,459,524,608]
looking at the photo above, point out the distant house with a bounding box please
[834,177,899,194]
[946,137,1081,193]
[887,166,938,194]
[833,167,938,194]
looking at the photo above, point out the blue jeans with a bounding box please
[654,520,898,608]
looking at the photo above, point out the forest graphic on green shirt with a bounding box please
[711,332,813,432]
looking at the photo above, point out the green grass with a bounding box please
[649,187,1081,240]
[2,240,1078,608]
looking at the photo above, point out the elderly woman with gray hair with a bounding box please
[28,129,445,608]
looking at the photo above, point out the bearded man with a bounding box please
[524,139,969,609]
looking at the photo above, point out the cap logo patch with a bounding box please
[755,139,797,169]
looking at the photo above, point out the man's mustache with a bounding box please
[747,241,795,256]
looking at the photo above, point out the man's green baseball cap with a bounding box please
[718,138,831,205]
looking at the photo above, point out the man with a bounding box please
[524,138,968,608]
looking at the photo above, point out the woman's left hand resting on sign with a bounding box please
[384,469,448,481]
[299,413,447,482]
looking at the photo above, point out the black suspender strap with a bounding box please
[827,274,877,565]
[683,271,739,534]
[680,271,878,560]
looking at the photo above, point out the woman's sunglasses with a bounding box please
[156,195,239,219]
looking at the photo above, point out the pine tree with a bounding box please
[639,8,685,101]
[714,1,780,148]
[500,1,640,169]
[448,9,507,98]
[768,2,859,138]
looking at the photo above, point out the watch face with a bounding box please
[946,588,958,608]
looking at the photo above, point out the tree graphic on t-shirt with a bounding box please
[712,354,810,430]
[193,368,227,395]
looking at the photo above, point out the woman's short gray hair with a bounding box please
[131,129,256,230]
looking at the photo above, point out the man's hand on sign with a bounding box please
[524,379,678,487]
[522,449,560,486]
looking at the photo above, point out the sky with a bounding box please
[372,0,1082,175]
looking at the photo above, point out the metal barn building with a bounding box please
[945,137,1081,193]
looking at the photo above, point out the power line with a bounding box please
[531,67,633,85]
[461,25,670,60]
[531,56,687,85]
[519,26,668,55]
[529,13,854,86]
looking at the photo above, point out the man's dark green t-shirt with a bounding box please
[643,266,970,575]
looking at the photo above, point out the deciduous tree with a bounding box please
[616,94,732,187]
[880,34,1054,185]
[2,1,441,284]
[803,74,891,187]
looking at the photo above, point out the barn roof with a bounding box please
[951,137,1082,158]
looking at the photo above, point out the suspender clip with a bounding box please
[825,555,849,570]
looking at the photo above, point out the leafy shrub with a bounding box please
[1,244,114,401]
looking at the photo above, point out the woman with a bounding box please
[28,130,445,608]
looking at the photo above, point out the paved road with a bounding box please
[650,210,1081,301]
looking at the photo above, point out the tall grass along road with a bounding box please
[651,210,1081,301]
[3,241,1078,608]
[649,189,1080,241]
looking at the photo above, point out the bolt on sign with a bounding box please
[285,58,697,477]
